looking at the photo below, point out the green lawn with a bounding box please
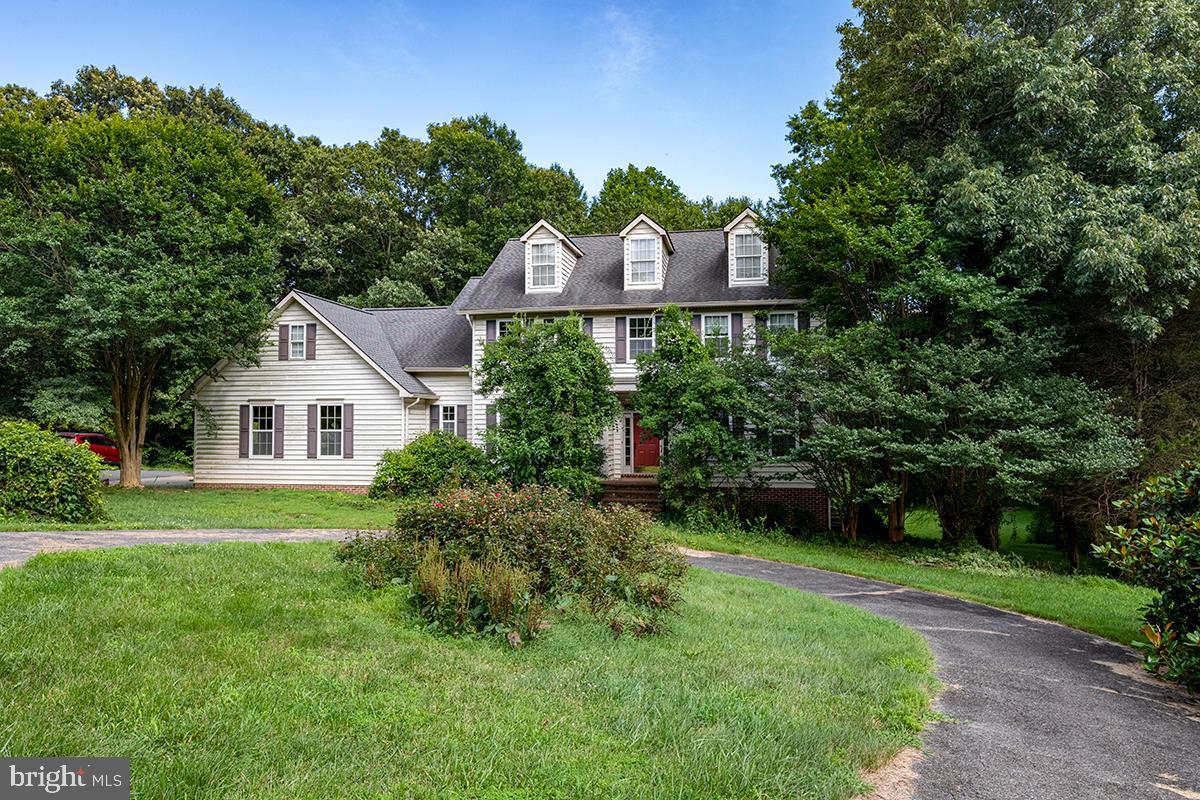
[0,542,935,800]
[904,507,1108,574]
[671,525,1152,645]
[0,487,395,531]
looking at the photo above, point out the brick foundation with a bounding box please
[728,486,831,530]
[193,482,369,494]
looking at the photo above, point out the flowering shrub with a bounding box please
[1096,463,1200,692]
[337,484,688,641]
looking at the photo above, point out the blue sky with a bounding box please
[4,0,854,203]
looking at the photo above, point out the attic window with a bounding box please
[629,238,657,284]
[531,243,556,287]
[734,233,764,280]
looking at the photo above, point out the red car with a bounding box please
[59,432,120,465]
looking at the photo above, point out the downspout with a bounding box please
[404,395,421,446]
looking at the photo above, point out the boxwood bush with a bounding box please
[1096,462,1200,693]
[0,420,104,522]
[338,484,687,643]
[369,431,496,499]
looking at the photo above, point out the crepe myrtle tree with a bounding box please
[0,111,282,487]
[478,316,621,497]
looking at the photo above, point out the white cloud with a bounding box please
[597,6,654,97]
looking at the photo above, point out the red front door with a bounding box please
[632,415,660,469]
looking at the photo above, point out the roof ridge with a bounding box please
[294,290,375,315]
[365,305,453,312]
[501,227,726,243]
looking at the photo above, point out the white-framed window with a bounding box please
[289,324,306,360]
[767,311,798,332]
[766,311,797,358]
[497,319,514,338]
[628,316,655,357]
[440,405,457,434]
[250,404,274,457]
[734,233,764,280]
[629,238,657,284]
[703,313,731,354]
[319,404,343,457]
[530,242,556,288]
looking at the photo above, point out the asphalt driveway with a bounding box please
[0,528,351,568]
[687,550,1200,800]
[100,469,193,488]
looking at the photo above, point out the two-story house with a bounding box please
[191,208,830,526]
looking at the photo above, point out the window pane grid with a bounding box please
[629,239,656,283]
[734,233,763,279]
[628,316,655,356]
[251,405,273,457]
[289,324,306,359]
[703,315,730,354]
[441,405,457,433]
[767,312,797,331]
[531,243,556,287]
[319,404,342,457]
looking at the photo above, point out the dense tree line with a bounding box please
[0,66,744,483]
[632,0,1199,556]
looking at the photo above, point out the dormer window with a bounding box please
[620,214,673,291]
[734,233,764,280]
[520,219,582,294]
[724,208,769,287]
[531,243,556,287]
[629,238,657,284]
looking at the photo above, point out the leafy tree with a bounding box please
[392,225,486,306]
[0,111,282,487]
[421,116,586,269]
[338,278,433,309]
[736,324,903,540]
[699,195,759,228]
[585,165,707,233]
[831,0,1200,532]
[634,306,751,515]
[479,317,620,496]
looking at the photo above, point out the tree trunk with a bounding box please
[1062,513,1081,571]
[842,502,860,542]
[887,472,908,543]
[933,490,969,546]
[106,349,159,489]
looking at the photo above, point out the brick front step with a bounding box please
[600,477,663,512]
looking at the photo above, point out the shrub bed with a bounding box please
[338,484,687,643]
[0,420,104,522]
[1097,463,1200,692]
[369,431,496,499]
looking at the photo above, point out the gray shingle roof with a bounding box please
[372,306,472,370]
[294,291,430,395]
[456,228,797,313]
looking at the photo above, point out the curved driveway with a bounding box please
[688,550,1200,800]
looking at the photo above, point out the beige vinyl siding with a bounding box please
[469,317,498,446]
[408,372,474,441]
[193,302,407,486]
